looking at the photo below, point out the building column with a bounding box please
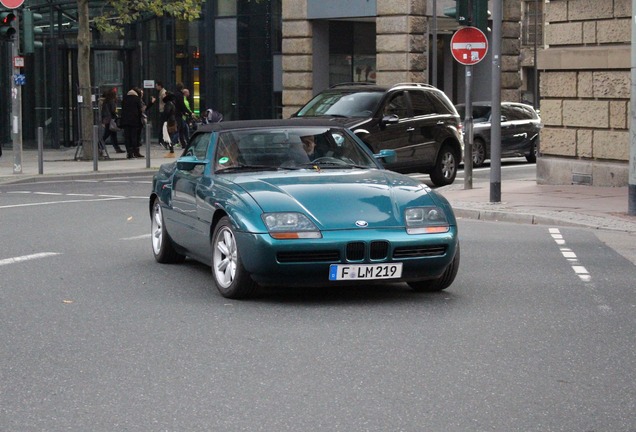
[501,0,523,102]
[281,0,313,119]
[375,0,428,85]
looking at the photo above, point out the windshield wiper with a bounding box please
[298,161,369,169]
[217,164,282,172]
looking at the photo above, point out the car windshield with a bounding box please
[213,127,379,172]
[295,91,384,117]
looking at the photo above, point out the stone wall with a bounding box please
[281,0,313,119]
[375,1,428,86]
[537,0,630,186]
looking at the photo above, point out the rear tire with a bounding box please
[408,244,460,292]
[472,138,486,167]
[211,216,258,299]
[151,198,186,264]
[430,145,459,186]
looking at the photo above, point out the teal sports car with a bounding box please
[150,119,460,299]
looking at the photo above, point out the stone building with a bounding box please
[281,0,532,119]
[537,0,631,186]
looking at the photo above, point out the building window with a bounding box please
[523,0,543,46]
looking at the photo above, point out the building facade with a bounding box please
[537,0,631,186]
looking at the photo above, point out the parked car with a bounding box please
[150,119,460,299]
[455,101,542,167]
[292,83,464,186]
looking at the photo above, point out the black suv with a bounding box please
[456,102,542,167]
[292,83,464,186]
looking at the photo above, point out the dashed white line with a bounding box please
[0,252,61,267]
[121,234,151,241]
[550,228,591,281]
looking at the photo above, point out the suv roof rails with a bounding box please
[329,82,377,88]
[391,82,436,89]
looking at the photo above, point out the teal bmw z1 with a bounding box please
[150,119,460,299]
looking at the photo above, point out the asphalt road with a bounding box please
[1,174,635,431]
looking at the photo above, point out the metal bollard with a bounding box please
[37,126,44,175]
[145,122,151,168]
[93,125,99,171]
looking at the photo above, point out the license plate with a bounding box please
[329,263,403,281]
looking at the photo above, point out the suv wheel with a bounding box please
[430,145,459,187]
[472,138,486,167]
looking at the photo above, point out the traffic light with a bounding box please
[23,10,43,53]
[443,0,490,33]
[1,11,17,40]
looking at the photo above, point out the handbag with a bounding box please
[109,117,121,132]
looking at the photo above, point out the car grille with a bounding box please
[393,245,447,258]
[276,242,444,263]
[277,250,340,263]
[346,241,389,261]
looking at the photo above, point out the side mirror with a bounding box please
[374,149,397,164]
[177,155,208,171]
[381,114,399,126]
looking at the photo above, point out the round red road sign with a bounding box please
[0,0,24,8]
[450,26,489,66]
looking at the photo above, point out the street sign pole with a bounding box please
[490,0,502,203]
[629,0,636,215]
[464,65,473,190]
[10,12,22,174]
[450,26,488,191]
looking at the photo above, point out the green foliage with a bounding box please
[93,0,206,33]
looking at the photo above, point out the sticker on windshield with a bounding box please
[219,157,230,164]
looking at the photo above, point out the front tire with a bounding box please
[151,198,186,264]
[211,216,258,299]
[525,141,537,163]
[430,145,459,186]
[408,244,460,292]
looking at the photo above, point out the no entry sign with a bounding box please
[451,27,489,66]
[0,0,25,9]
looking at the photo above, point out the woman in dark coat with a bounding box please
[100,88,124,153]
[119,88,144,159]
[161,92,179,153]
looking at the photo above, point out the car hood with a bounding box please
[291,115,370,130]
[222,169,439,230]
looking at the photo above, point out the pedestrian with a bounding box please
[161,92,179,153]
[134,87,156,153]
[100,88,124,154]
[120,88,144,159]
[155,81,166,115]
[174,86,194,147]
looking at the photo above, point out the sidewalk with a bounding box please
[0,143,174,183]
[2,145,635,233]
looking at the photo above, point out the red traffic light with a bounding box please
[1,11,16,24]
[1,11,17,39]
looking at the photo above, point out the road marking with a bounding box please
[121,234,151,241]
[550,228,589,280]
[0,196,127,209]
[0,252,61,267]
[33,192,63,196]
[549,228,610,313]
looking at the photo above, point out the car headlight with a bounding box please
[262,212,322,239]
[405,206,450,234]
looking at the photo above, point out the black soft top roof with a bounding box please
[194,118,351,133]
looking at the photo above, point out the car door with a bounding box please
[363,91,415,170]
[170,132,213,253]
[408,90,455,170]
[500,104,529,156]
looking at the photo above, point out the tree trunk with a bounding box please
[77,0,94,160]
